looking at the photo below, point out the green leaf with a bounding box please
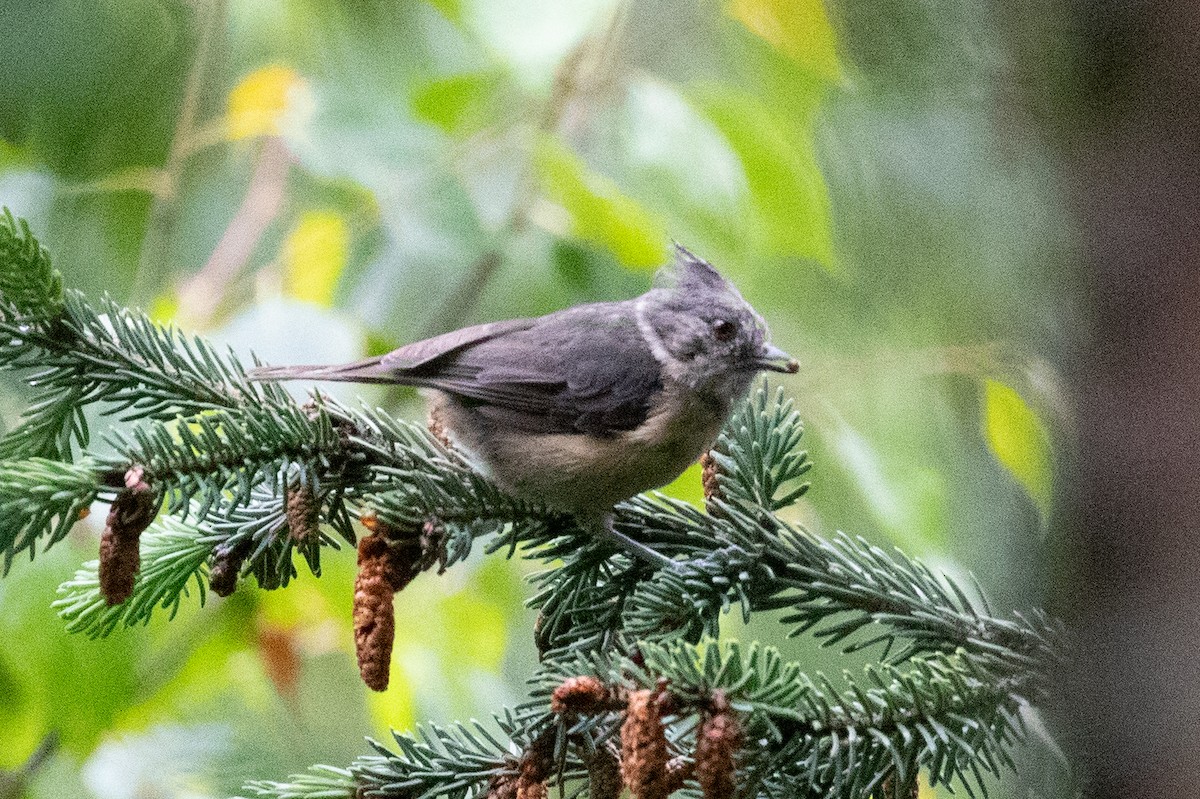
[282,210,351,307]
[692,87,836,270]
[727,0,844,85]
[534,136,667,269]
[982,378,1052,517]
[412,72,505,136]
[659,460,706,508]
[0,542,141,761]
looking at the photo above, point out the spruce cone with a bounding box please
[663,758,693,795]
[695,691,743,799]
[516,781,546,799]
[620,688,674,799]
[99,467,157,605]
[588,746,623,799]
[699,451,722,504]
[551,676,613,714]
[510,729,556,799]
[353,533,403,691]
[428,406,454,449]
[285,482,320,543]
[485,770,520,799]
[880,772,920,799]
[208,539,250,597]
[353,512,445,690]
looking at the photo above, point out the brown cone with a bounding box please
[700,451,722,504]
[620,689,676,799]
[428,406,454,449]
[511,728,556,799]
[588,746,623,799]
[285,482,320,543]
[352,512,432,691]
[99,467,157,605]
[209,538,250,597]
[551,676,613,715]
[353,534,402,691]
[694,691,743,799]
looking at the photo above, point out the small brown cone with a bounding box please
[663,758,693,794]
[516,780,547,799]
[285,482,320,543]
[694,691,743,799]
[588,746,623,799]
[427,406,454,449]
[209,539,250,597]
[353,533,404,691]
[620,688,675,799]
[551,676,613,715]
[512,728,556,799]
[699,451,722,504]
[485,770,520,799]
[99,467,157,605]
[880,772,920,799]
[353,512,443,690]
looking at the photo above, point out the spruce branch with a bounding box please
[0,208,63,318]
[54,516,220,638]
[0,457,100,572]
[255,639,1030,799]
[0,212,1067,798]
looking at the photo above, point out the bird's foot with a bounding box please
[596,515,685,574]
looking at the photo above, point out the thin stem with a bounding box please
[132,0,225,306]
[424,3,631,335]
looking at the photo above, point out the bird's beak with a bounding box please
[755,343,799,374]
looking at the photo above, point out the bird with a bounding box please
[249,244,797,567]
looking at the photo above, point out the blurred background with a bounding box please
[0,0,1176,797]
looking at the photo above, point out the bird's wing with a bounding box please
[379,318,538,370]
[415,304,663,436]
[248,305,662,436]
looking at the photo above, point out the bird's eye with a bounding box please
[712,319,737,342]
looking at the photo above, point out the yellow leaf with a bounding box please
[226,65,312,140]
[728,0,843,84]
[983,379,1052,516]
[147,293,179,323]
[535,136,667,269]
[282,211,349,307]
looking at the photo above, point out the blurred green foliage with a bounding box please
[0,0,1072,797]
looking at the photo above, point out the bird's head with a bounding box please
[635,245,797,403]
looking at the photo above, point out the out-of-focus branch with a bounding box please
[175,136,292,328]
[426,4,631,335]
[132,0,225,307]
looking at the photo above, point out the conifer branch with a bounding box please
[0,211,1066,799]
[0,457,100,572]
[54,515,220,638]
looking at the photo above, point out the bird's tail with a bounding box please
[246,356,400,384]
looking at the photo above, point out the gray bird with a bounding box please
[249,245,796,567]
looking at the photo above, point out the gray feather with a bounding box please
[246,357,397,383]
[248,303,661,435]
[247,244,789,444]
[414,303,662,435]
[380,318,537,369]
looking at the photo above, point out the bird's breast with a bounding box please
[429,387,728,515]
